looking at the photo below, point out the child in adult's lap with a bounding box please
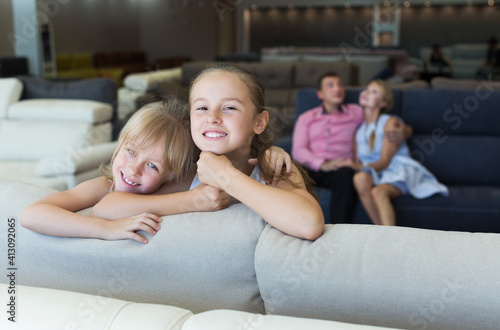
[339,80,448,226]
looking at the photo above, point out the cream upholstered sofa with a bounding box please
[0,284,388,330]
[0,77,117,190]
[2,179,500,329]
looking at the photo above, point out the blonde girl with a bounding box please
[341,80,448,226]
[189,63,324,240]
[21,99,205,244]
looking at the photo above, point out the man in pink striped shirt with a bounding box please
[292,72,409,223]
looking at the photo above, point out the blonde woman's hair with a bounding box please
[373,79,394,114]
[101,98,196,182]
[190,63,317,199]
[369,79,395,152]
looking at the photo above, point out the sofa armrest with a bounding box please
[123,67,182,93]
[35,141,118,176]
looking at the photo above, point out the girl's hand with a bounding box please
[197,151,234,189]
[336,159,363,171]
[249,146,292,185]
[385,119,405,144]
[321,158,348,171]
[191,183,233,211]
[102,213,162,244]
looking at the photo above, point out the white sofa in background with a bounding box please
[0,77,117,190]
[1,179,500,329]
[118,67,184,121]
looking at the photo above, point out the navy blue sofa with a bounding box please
[278,88,500,233]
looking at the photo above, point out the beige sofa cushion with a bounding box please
[35,141,117,176]
[183,309,393,330]
[301,54,344,62]
[260,53,302,62]
[431,77,500,90]
[0,162,67,190]
[123,67,182,93]
[0,283,192,330]
[8,99,112,123]
[255,224,500,329]
[0,121,112,161]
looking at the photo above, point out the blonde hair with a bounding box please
[369,79,394,152]
[101,99,196,182]
[190,63,317,199]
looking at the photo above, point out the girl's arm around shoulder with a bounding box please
[368,117,401,171]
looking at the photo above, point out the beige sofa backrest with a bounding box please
[294,61,360,88]
[3,179,266,315]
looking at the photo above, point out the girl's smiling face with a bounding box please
[190,70,268,157]
[359,82,387,110]
[112,139,171,194]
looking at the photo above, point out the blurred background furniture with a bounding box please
[0,77,118,190]
[93,49,150,84]
[118,60,360,137]
[413,43,488,79]
[0,57,29,77]
[55,52,99,80]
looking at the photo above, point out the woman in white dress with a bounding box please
[339,80,448,226]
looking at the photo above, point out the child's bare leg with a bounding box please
[371,184,402,226]
[353,172,381,225]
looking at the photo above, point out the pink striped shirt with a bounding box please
[292,104,363,171]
